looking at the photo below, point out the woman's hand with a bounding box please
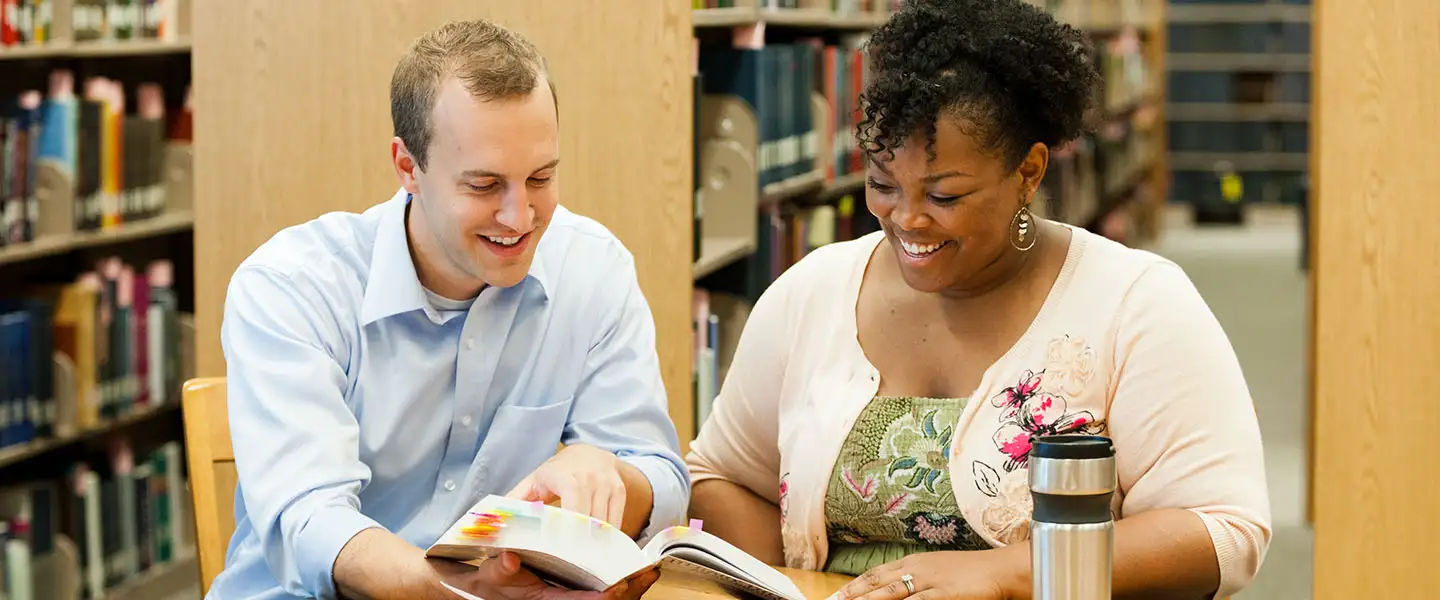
[826,551,1016,600]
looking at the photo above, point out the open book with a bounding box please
[425,495,807,600]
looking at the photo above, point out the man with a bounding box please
[207,19,687,600]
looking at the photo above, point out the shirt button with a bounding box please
[461,415,473,427]
[444,480,456,492]
[464,337,475,350]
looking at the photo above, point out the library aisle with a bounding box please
[1147,206,1311,600]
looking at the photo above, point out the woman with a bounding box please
[684,0,1271,598]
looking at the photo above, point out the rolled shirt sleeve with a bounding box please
[221,265,384,599]
[560,249,691,541]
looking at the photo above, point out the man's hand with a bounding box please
[432,552,659,600]
[506,444,644,530]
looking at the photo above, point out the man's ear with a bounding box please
[1018,142,1049,199]
[392,137,422,196]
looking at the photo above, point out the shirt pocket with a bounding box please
[473,396,575,490]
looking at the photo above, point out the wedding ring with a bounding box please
[900,573,915,594]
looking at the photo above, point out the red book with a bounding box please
[1,0,19,47]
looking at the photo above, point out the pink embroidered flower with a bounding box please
[991,370,1043,420]
[882,492,913,516]
[907,513,962,545]
[778,475,790,521]
[988,372,1104,471]
[842,468,879,502]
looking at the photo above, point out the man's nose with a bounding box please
[496,188,535,232]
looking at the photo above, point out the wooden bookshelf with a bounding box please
[0,403,182,470]
[0,211,194,267]
[1312,0,1440,596]
[0,2,200,596]
[0,38,192,61]
[694,237,757,280]
[761,170,826,205]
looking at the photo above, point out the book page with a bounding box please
[642,526,806,600]
[426,495,653,590]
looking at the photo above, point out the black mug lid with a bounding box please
[1029,434,1114,460]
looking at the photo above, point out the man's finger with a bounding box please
[505,475,536,499]
[605,477,626,529]
[557,474,590,519]
[592,484,613,528]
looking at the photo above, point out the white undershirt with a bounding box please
[422,286,476,323]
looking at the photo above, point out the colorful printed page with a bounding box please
[426,495,654,591]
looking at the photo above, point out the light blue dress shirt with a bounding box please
[207,190,690,599]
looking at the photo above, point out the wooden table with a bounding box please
[645,567,852,599]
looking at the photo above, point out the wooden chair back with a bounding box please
[180,377,237,596]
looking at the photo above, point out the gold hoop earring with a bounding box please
[1010,204,1036,252]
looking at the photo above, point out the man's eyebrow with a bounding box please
[458,159,561,180]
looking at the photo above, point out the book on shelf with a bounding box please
[0,256,190,453]
[1,0,187,49]
[2,71,193,248]
[692,290,719,428]
[695,33,871,185]
[693,31,876,298]
[426,495,808,600]
[0,438,195,599]
[691,288,753,434]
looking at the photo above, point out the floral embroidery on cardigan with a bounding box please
[971,338,1108,542]
[988,369,1106,471]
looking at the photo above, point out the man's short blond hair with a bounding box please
[390,19,554,170]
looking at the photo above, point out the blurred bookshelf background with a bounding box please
[1,0,199,598]
[1165,0,1311,225]
[0,0,1311,597]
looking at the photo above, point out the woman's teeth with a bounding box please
[486,235,521,246]
[900,240,946,256]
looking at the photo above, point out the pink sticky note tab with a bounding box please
[689,518,703,532]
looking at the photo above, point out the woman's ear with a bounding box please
[1017,142,1049,199]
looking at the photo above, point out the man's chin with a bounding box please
[473,263,532,289]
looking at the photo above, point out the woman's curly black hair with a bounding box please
[856,0,1101,170]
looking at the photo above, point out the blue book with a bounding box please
[0,312,27,447]
[699,46,776,187]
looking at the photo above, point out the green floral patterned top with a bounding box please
[822,396,991,576]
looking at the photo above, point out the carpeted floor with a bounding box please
[1146,205,1313,600]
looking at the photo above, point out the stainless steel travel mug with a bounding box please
[1029,434,1116,600]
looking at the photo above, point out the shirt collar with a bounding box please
[359,189,551,326]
